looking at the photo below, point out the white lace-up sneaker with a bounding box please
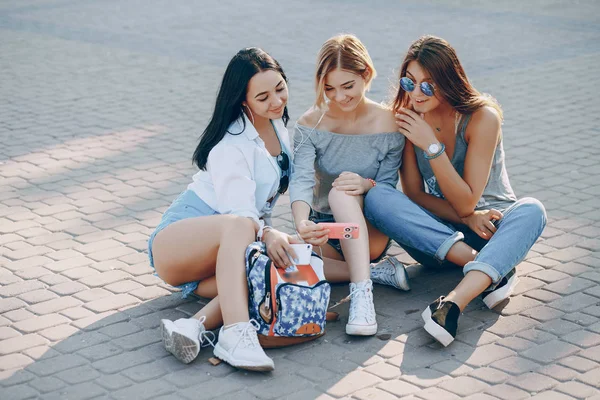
[213,320,274,372]
[346,279,377,336]
[370,256,411,291]
[161,316,210,364]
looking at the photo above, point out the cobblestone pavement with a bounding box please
[1,1,600,399]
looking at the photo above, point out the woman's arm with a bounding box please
[428,108,500,217]
[400,141,464,224]
[397,107,501,218]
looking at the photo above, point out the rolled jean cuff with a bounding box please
[434,231,465,262]
[463,261,502,283]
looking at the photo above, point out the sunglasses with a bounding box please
[276,151,290,194]
[400,77,436,97]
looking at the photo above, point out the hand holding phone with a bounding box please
[287,243,313,265]
[317,223,359,239]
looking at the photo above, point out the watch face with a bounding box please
[428,143,440,154]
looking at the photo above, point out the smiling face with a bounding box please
[323,68,368,112]
[244,69,288,121]
[404,61,443,114]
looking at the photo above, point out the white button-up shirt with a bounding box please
[187,114,292,226]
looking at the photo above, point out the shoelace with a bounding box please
[348,284,375,322]
[194,316,217,348]
[237,319,261,349]
[371,260,397,286]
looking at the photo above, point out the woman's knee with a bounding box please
[328,187,357,207]
[364,185,407,221]
[516,197,547,227]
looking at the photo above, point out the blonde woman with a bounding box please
[290,34,410,337]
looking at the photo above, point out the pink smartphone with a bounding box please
[318,223,359,239]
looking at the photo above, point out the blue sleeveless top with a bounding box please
[415,114,517,211]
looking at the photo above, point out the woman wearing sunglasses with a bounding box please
[149,48,297,370]
[290,34,410,337]
[364,36,546,346]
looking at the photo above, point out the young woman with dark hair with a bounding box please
[364,36,547,346]
[149,48,297,370]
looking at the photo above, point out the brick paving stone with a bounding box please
[438,376,491,397]
[485,384,530,400]
[74,288,112,302]
[43,382,106,400]
[522,339,581,364]
[0,327,20,341]
[353,387,399,400]
[414,387,460,400]
[2,309,34,323]
[84,293,140,313]
[0,383,39,400]
[577,367,600,387]
[509,372,559,392]
[0,334,48,356]
[528,392,577,400]
[0,353,34,371]
[555,381,599,398]
[13,314,71,333]
[27,296,82,315]
[28,376,66,393]
[377,379,420,397]
[537,364,580,383]
[558,355,599,373]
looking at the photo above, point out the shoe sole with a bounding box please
[421,307,454,347]
[346,323,378,336]
[394,264,411,291]
[213,343,274,372]
[483,275,520,309]
[161,320,199,364]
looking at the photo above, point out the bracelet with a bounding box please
[366,178,376,187]
[258,225,273,241]
[423,143,446,160]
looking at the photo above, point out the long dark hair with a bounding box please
[391,35,502,119]
[193,48,290,170]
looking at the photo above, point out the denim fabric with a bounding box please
[148,190,219,298]
[364,185,546,284]
[309,210,391,263]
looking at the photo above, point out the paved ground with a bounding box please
[1,0,600,399]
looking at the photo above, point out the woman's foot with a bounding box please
[213,320,274,372]
[481,269,520,309]
[370,256,411,291]
[161,316,208,364]
[422,296,460,347]
[346,279,378,336]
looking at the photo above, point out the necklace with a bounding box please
[433,112,460,133]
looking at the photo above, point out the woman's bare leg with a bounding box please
[152,214,255,326]
[328,189,390,282]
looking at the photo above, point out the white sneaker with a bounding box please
[161,316,211,364]
[346,279,378,336]
[370,256,411,291]
[213,320,274,372]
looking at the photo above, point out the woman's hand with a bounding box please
[263,229,303,269]
[395,108,438,152]
[461,209,503,240]
[332,171,372,195]
[296,219,330,247]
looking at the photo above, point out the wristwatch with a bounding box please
[427,142,440,156]
[424,142,446,160]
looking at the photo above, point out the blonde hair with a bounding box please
[314,34,376,108]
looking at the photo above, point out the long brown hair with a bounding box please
[392,35,502,119]
[314,34,376,109]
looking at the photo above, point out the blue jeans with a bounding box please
[364,185,547,285]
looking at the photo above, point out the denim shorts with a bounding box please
[148,190,219,298]
[309,210,390,262]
